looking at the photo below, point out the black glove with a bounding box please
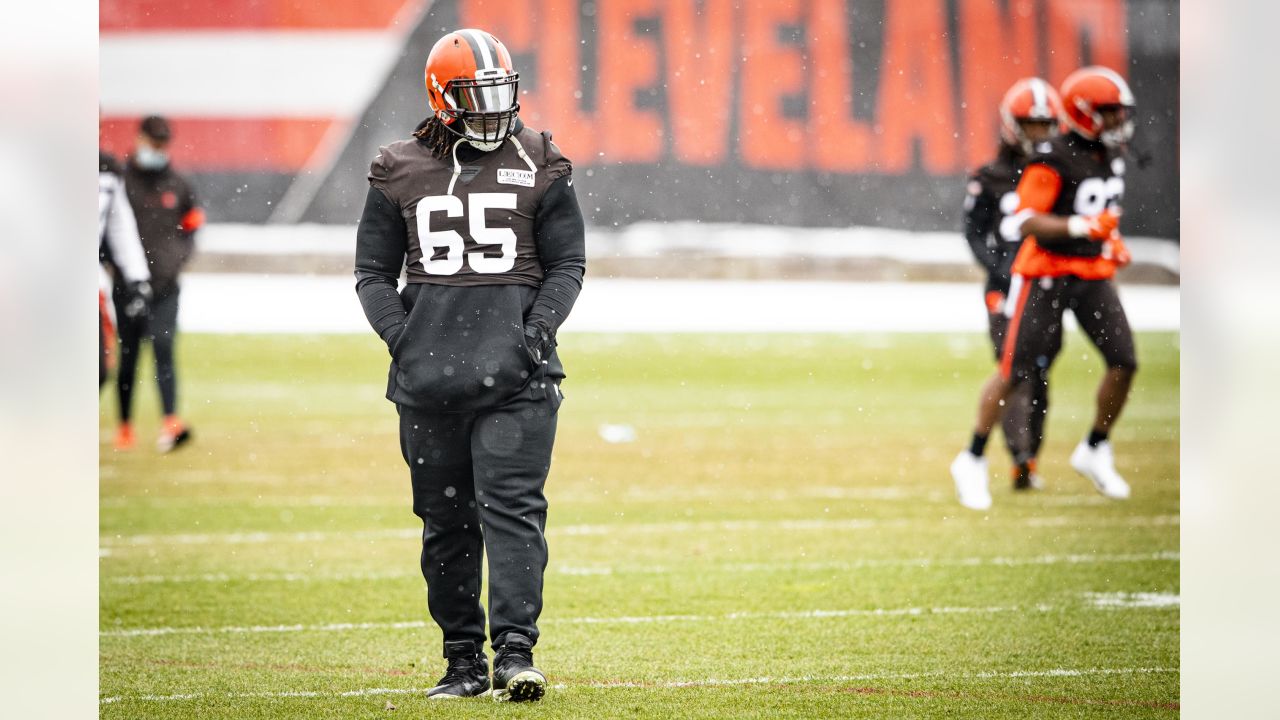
[523,322,552,367]
[122,280,152,320]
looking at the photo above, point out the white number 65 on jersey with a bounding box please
[415,193,517,275]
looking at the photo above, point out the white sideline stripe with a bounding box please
[101,600,1178,639]
[99,515,1179,548]
[193,222,1180,275]
[99,666,1177,704]
[177,274,1181,334]
[104,551,1179,585]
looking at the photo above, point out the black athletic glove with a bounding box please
[523,322,552,368]
[122,280,153,320]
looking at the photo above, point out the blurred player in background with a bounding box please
[355,29,585,702]
[952,66,1138,510]
[98,146,150,390]
[962,78,1063,494]
[110,116,203,453]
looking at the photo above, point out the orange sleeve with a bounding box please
[180,207,206,233]
[1014,163,1061,213]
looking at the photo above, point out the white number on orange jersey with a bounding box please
[1073,177,1125,217]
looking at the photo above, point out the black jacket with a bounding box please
[123,159,202,298]
[355,119,586,412]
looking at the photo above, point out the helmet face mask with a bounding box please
[425,30,521,151]
[434,71,520,149]
[1095,105,1135,149]
[999,78,1063,156]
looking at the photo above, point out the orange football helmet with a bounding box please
[1060,66,1136,148]
[999,77,1063,154]
[425,29,520,150]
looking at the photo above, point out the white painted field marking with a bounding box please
[1084,592,1180,609]
[554,550,1181,577]
[103,550,1179,585]
[177,273,1179,334]
[99,514,1179,548]
[99,666,1178,704]
[101,597,1179,639]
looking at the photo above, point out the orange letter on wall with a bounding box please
[666,0,736,166]
[461,0,544,126]
[739,0,807,171]
[526,0,595,162]
[957,0,1039,169]
[806,0,873,172]
[599,0,663,163]
[1045,0,1129,86]
[874,0,959,174]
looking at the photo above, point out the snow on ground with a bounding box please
[196,222,1181,275]
[180,274,1179,334]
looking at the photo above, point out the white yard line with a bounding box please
[1084,592,1181,609]
[99,514,1179,548]
[104,550,1178,585]
[100,599,1176,639]
[99,666,1178,704]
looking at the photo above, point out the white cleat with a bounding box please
[1070,440,1131,499]
[951,451,992,511]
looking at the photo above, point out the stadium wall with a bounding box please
[100,0,1178,238]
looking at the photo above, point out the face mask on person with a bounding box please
[134,145,169,170]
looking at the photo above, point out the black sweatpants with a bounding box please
[114,288,180,421]
[987,309,1049,464]
[399,382,562,655]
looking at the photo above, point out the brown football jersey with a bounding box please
[369,126,571,287]
[1027,132,1126,258]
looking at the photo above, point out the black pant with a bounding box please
[399,382,562,655]
[114,288,180,421]
[1000,275,1138,380]
[987,309,1049,464]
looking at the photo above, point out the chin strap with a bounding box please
[447,137,465,195]
[507,133,537,173]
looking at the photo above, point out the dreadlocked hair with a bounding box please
[413,116,456,159]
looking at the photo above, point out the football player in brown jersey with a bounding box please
[952,66,1138,510]
[963,78,1064,494]
[354,29,585,702]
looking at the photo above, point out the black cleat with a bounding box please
[157,426,192,454]
[1011,461,1044,491]
[491,633,546,702]
[427,641,490,700]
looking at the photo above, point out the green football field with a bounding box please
[99,330,1179,718]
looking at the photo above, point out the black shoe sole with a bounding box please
[428,680,490,700]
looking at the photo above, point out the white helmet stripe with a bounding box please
[1029,78,1049,117]
[1094,66,1135,105]
[464,29,495,70]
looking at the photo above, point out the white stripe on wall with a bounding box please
[100,32,402,116]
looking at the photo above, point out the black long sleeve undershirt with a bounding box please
[354,186,408,349]
[527,174,586,338]
[963,189,1000,277]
